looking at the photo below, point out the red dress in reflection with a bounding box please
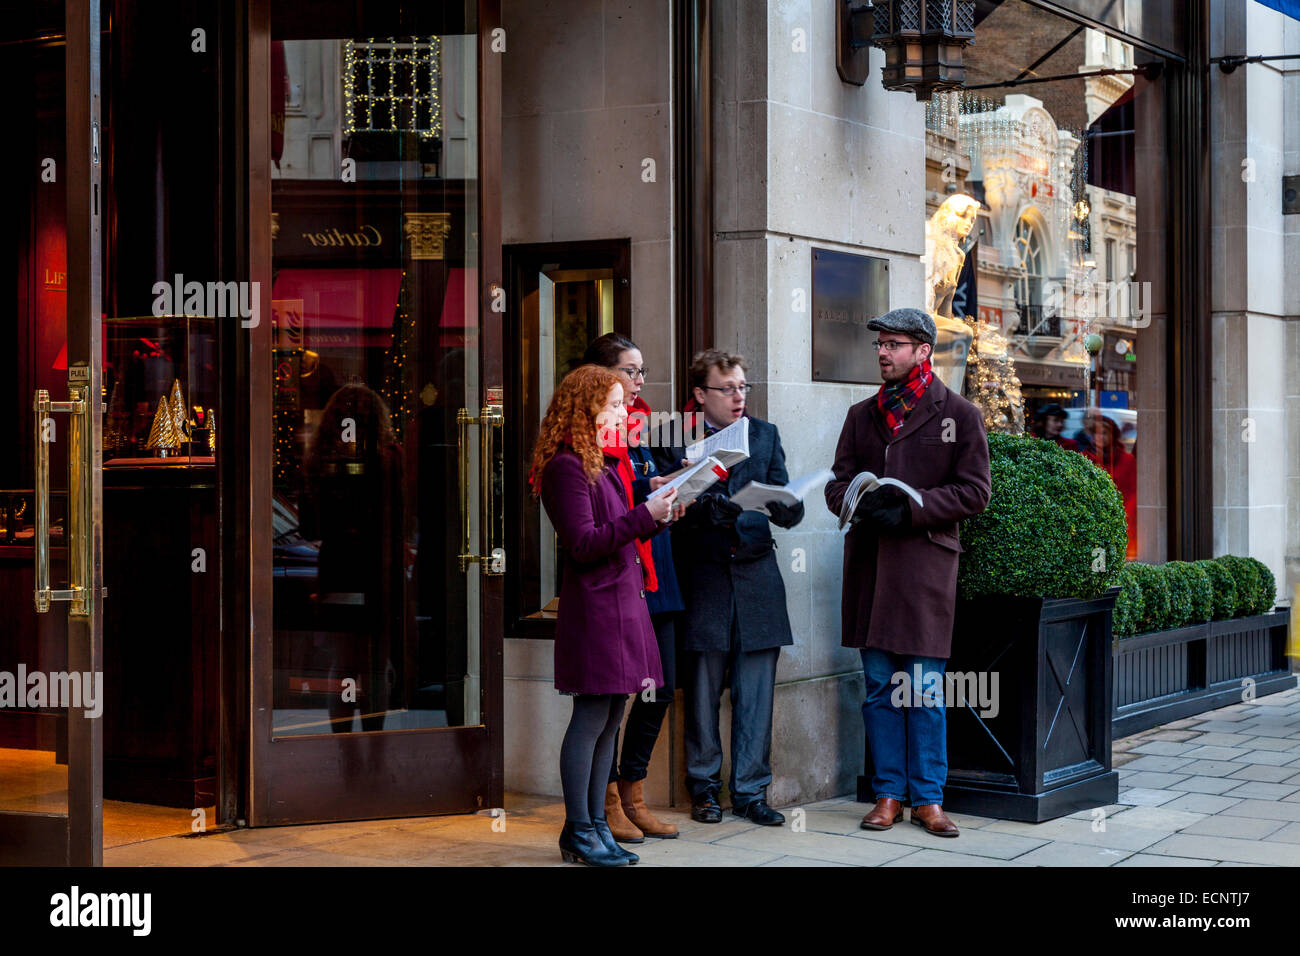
[1086,444,1137,561]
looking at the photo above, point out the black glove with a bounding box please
[866,490,911,535]
[765,499,804,529]
[850,486,895,525]
[699,492,743,525]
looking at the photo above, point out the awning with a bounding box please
[1256,0,1300,21]
[271,267,403,350]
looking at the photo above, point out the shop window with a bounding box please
[923,0,1169,561]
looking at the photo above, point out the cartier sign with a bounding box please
[300,224,385,249]
[273,201,402,264]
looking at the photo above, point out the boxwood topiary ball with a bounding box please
[957,433,1128,601]
[1126,563,1170,634]
[1215,555,1261,617]
[1193,559,1236,620]
[1243,557,1276,615]
[1164,561,1213,628]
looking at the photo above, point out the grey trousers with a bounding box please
[683,612,780,807]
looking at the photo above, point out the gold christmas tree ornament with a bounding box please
[104,381,129,458]
[168,379,191,442]
[145,396,182,456]
[963,315,1026,435]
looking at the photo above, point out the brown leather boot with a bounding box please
[618,778,679,839]
[604,782,644,843]
[859,797,903,831]
[911,804,960,837]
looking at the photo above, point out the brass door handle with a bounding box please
[34,386,95,615]
[480,405,505,576]
[458,405,506,575]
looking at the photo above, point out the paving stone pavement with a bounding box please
[104,685,1300,867]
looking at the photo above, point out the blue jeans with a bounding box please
[860,649,948,806]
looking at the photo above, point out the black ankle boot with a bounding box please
[558,820,629,866]
[592,816,639,864]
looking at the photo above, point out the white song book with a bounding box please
[683,416,750,470]
[730,468,835,515]
[837,472,923,530]
[647,456,731,507]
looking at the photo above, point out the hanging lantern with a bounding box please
[868,0,977,101]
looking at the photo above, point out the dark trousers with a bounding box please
[683,610,779,807]
[610,613,677,783]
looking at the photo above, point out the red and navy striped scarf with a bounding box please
[877,357,933,435]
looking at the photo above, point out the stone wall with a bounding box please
[712,0,928,806]
[498,0,676,797]
[1209,0,1298,604]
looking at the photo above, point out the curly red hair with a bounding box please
[530,364,625,492]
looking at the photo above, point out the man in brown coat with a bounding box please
[824,308,991,838]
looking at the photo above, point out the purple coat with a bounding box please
[539,449,664,695]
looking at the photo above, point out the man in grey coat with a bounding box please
[653,349,803,826]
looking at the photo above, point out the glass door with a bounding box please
[1,0,104,866]
[248,0,503,824]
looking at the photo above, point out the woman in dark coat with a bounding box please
[532,364,679,866]
[583,333,686,841]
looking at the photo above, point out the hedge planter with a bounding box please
[857,587,1121,823]
[1112,610,1295,737]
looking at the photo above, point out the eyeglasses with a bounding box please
[699,384,753,397]
[618,366,649,380]
[872,339,919,353]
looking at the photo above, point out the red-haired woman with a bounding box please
[531,364,679,866]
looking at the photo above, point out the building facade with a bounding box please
[1,0,1296,863]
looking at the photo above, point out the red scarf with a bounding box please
[877,357,933,434]
[600,428,658,592]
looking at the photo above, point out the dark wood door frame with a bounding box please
[501,238,633,642]
[236,0,504,826]
[0,3,103,866]
[673,0,712,410]
[65,0,104,868]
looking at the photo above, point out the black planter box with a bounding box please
[859,587,1120,823]
[1112,610,1295,737]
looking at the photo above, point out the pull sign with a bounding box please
[68,365,90,383]
[486,386,504,407]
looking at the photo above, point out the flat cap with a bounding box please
[866,308,936,347]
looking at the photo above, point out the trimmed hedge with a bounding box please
[1115,554,1277,638]
[1111,564,1145,638]
[958,433,1128,601]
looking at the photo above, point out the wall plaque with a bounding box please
[811,247,889,385]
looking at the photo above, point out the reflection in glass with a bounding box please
[923,0,1165,561]
[270,31,479,735]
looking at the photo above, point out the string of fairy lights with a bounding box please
[379,270,415,443]
[343,37,443,140]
